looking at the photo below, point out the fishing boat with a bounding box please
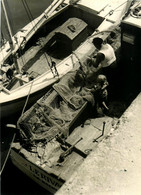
[0,0,132,119]
[3,0,135,193]
[0,0,69,118]
[9,1,136,192]
[11,64,117,193]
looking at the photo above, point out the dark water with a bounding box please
[1,1,56,194]
[1,153,51,195]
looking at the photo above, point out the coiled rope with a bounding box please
[130,2,141,18]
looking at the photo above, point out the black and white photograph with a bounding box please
[1,0,141,194]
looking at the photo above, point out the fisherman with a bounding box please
[92,37,116,69]
[89,37,116,84]
[6,67,14,79]
[93,74,109,116]
[84,57,102,88]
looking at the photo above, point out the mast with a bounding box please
[1,0,15,50]
[1,0,22,74]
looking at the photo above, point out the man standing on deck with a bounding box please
[89,37,116,83]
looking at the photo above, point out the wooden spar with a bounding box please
[13,53,22,74]
[20,0,66,49]
[1,87,11,94]
[0,0,67,65]
[1,0,15,50]
[44,0,63,17]
[1,0,22,74]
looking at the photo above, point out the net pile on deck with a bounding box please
[17,69,94,144]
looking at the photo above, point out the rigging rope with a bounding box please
[23,0,34,21]
[18,2,36,106]
[22,0,37,32]
[0,32,6,64]
[72,52,86,80]
[19,0,37,67]
[37,38,59,77]
[20,0,59,115]
[104,0,129,18]
[21,0,59,77]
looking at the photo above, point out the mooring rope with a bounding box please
[130,2,141,18]
[0,132,16,176]
[21,79,34,116]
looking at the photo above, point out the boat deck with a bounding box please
[66,117,114,154]
[12,116,115,182]
[55,116,115,181]
[17,27,67,76]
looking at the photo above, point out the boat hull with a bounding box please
[1,82,53,121]
[1,4,104,119]
[10,149,64,194]
[1,0,133,121]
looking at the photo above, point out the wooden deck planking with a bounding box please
[14,140,84,182]
[55,151,84,181]
[66,117,114,154]
[17,27,62,75]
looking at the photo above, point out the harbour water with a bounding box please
[1,117,51,195]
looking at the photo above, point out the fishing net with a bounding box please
[17,69,105,144]
[17,71,85,142]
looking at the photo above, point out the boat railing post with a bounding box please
[93,121,106,142]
